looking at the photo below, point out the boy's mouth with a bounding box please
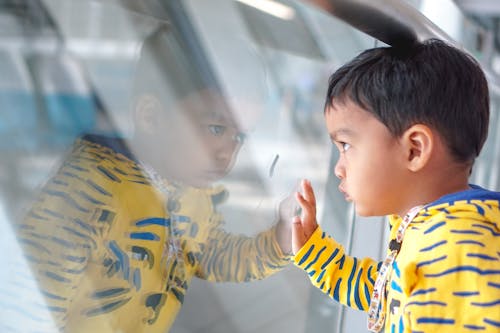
[338,185,351,201]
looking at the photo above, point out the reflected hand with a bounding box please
[292,179,318,254]
[275,187,300,255]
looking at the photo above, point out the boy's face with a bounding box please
[325,99,408,216]
[148,90,248,188]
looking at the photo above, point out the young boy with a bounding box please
[12,28,292,332]
[292,39,500,332]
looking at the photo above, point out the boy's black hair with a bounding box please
[325,38,490,164]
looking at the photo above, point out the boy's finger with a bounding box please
[291,216,306,254]
[294,192,317,237]
[302,179,317,208]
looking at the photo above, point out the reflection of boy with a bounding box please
[16,30,292,332]
[292,39,500,332]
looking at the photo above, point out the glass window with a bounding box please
[0,1,498,333]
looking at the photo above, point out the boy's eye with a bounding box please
[336,141,351,152]
[208,125,226,136]
[233,132,247,144]
[341,142,351,152]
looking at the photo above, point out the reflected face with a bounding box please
[325,99,407,216]
[150,90,249,188]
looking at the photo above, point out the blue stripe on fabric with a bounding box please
[364,283,371,305]
[463,325,486,330]
[77,191,105,205]
[41,291,67,301]
[96,165,121,182]
[297,245,315,266]
[304,246,327,271]
[353,268,364,309]
[467,253,498,261]
[91,288,129,299]
[450,229,482,235]
[471,300,500,307]
[425,266,500,278]
[472,224,500,236]
[412,288,436,296]
[406,301,446,306]
[85,298,132,316]
[416,317,455,325]
[336,254,346,270]
[424,221,446,234]
[42,208,65,219]
[48,306,67,313]
[456,240,485,247]
[42,189,90,213]
[453,291,480,297]
[316,269,326,284]
[393,262,401,278]
[109,241,129,280]
[484,318,500,327]
[44,271,71,283]
[488,282,500,289]
[333,278,342,302]
[416,255,447,268]
[346,258,357,307]
[420,240,447,252]
[129,232,160,241]
[86,179,112,196]
[135,218,170,227]
[472,204,485,215]
[391,280,402,293]
[72,218,96,234]
[367,265,375,285]
[65,163,88,172]
[321,248,339,270]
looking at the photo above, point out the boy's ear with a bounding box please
[134,94,162,134]
[401,124,434,172]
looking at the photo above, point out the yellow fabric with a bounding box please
[17,137,290,332]
[294,198,500,332]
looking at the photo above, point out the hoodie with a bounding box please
[294,185,500,332]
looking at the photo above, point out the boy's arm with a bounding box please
[195,223,291,282]
[292,179,380,311]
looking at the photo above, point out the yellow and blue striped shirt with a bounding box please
[294,186,500,332]
[10,135,289,333]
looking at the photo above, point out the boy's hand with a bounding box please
[275,192,296,255]
[292,179,318,254]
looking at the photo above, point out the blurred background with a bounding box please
[0,0,499,332]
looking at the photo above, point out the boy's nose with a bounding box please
[334,158,345,179]
[214,137,240,164]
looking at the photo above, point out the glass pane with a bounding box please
[1,1,499,333]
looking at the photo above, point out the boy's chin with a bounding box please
[354,205,383,217]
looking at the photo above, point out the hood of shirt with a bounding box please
[423,184,500,230]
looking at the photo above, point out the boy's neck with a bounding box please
[397,163,470,217]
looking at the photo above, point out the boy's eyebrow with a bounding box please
[330,128,354,141]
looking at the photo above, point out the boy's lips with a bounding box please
[338,185,352,201]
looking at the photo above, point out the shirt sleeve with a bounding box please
[196,224,291,282]
[293,226,381,311]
